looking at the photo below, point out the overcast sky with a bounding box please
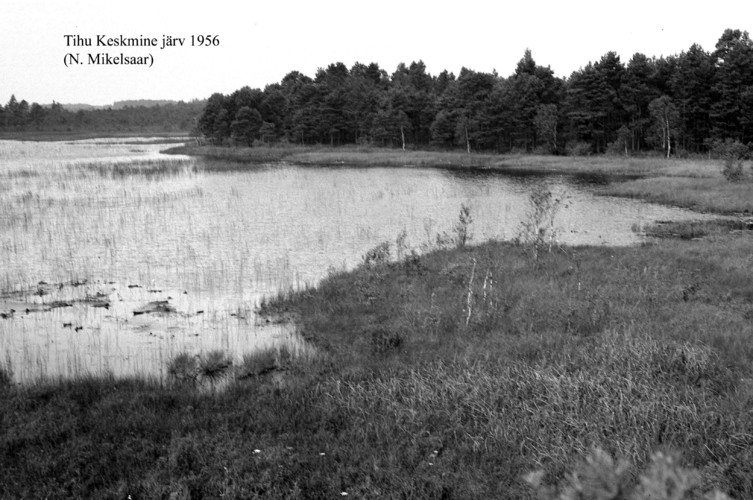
[1,0,750,106]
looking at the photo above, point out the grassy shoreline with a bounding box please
[170,144,753,215]
[3,231,753,498]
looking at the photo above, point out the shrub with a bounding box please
[711,139,750,182]
[517,185,561,262]
[605,140,627,157]
[361,241,391,267]
[454,203,473,248]
[565,141,593,156]
[525,447,732,499]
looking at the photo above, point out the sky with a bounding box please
[1,0,751,106]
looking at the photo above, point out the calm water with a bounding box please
[0,140,713,382]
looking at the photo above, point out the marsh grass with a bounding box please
[256,232,753,496]
[198,350,233,385]
[0,139,305,383]
[173,144,753,214]
[166,352,200,386]
[3,140,753,496]
[639,219,750,239]
[604,176,753,214]
[3,234,753,497]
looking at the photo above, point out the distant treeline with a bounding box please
[0,98,205,135]
[198,28,753,155]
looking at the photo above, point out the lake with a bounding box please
[0,139,713,382]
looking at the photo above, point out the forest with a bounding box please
[196,28,753,156]
[1,28,751,155]
[0,98,205,136]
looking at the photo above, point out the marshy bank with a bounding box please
[2,232,752,498]
[170,144,753,216]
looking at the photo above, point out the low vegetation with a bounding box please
[3,139,752,496]
[3,216,752,497]
[169,144,753,215]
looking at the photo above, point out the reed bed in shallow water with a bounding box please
[0,139,309,382]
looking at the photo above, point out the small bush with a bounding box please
[526,448,732,499]
[712,139,750,182]
[517,185,561,262]
[362,241,391,267]
[566,141,593,156]
[533,145,552,155]
[454,203,473,248]
[402,250,424,276]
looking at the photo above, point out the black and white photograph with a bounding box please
[1,1,753,497]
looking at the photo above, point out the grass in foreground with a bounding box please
[2,231,753,498]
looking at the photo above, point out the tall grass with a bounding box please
[0,139,312,383]
[604,176,753,213]
[257,228,753,495]
[2,229,753,496]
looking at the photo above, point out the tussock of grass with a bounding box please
[198,350,233,383]
[166,352,199,386]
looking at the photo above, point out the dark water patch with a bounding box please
[641,218,751,239]
[439,165,551,181]
[570,171,645,186]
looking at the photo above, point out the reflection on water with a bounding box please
[0,140,713,382]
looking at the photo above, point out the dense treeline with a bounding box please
[198,28,753,155]
[0,98,205,135]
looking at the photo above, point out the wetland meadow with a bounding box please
[2,140,753,498]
